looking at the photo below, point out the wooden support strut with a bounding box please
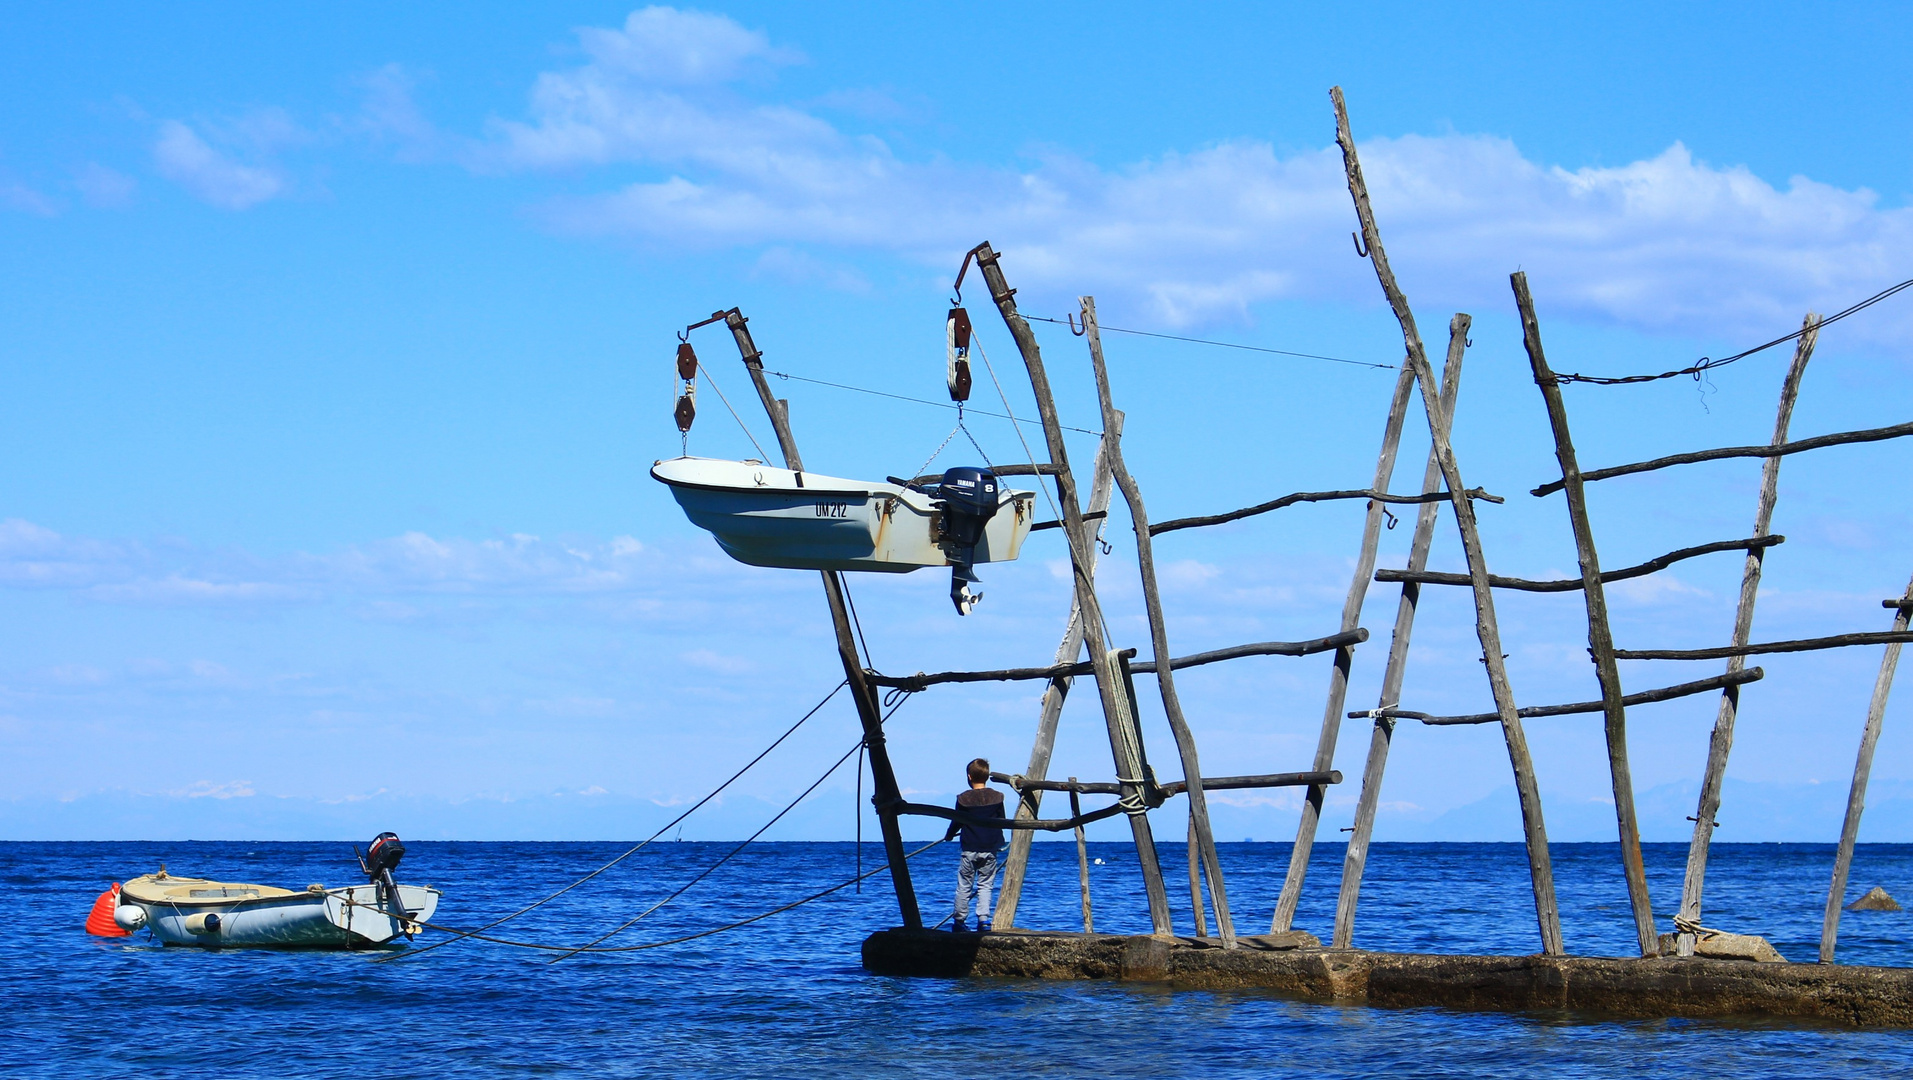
[1333,316,1468,949]
[994,770,1342,796]
[1377,535,1785,592]
[1515,271,1655,956]
[993,422,1119,930]
[1822,570,1913,962]
[865,631,1366,691]
[1080,296,1237,947]
[1273,298,1421,936]
[968,243,1176,936]
[1369,668,1764,725]
[1070,779,1094,933]
[1530,418,1906,496]
[1334,85,1563,954]
[1678,312,1818,957]
[720,309,922,929]
[1151,487,1501,536]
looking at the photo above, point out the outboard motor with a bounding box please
[359,831,412,922]
[934,466,1001,615]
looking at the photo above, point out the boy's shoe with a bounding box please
[978,917,992,933]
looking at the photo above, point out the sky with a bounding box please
[4,3,1913,856]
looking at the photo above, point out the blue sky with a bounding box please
[4,3,1913,847]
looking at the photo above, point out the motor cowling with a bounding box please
[934,467,1000,616]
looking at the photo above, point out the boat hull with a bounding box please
[120,875,440,949]
[651,457,1034,573]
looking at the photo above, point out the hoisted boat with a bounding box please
[651,457,1035,613]
[89,831,440,949]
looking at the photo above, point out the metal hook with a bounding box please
[1466,338,1474,347]
[1352,231,1370,258]
[1067,312,1087,336]
[677,329,689,343]
[1382,506,1399,530]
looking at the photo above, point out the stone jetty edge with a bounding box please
[862,928,1913,1027]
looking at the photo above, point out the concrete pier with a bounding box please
[863,928,1913,1027]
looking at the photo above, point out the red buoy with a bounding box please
[85,883,130,937]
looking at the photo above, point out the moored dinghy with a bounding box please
[97,831,441,949]
[652,456,1035,613]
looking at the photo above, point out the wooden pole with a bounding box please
[994,424,1119,929]
[1332,85,1563,954]
[1071,780,1094,933]
[720,310,922,929]
[1273,319,1419,935]
[1188,813,1210,939]
[1332,316,1468,948]
[1677,312,1819,956]
[1820,572,1913,962]
[1079,296,1237,947]
[970,244,1176,936]
[1514,272,1656,956]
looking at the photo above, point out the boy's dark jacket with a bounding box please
[948,787,1006,851]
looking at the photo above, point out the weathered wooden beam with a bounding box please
[1188,815,1210,939]
[1617,631,1913,662]
[1679,313,1818,956]
[1334,84,1563,954]
[994,770,1340,795]
[1377,535,1785,593]
[969,242,1175,936]
[891,799,1127,832]
[993,422,1119,931]
[723,309,921,928]
[1822,571,1913,963]
[1273,305,1422,936]
[1515,272,1657,957]
[1151,487,1501,536]
[1070,779,1094,933]
[1370,669,1765,726]
[1080,296,1237,948]
[1333,316,1468,949]
[866,630,1367,691]
[1531,418,1907,496]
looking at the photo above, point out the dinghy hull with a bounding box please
[119,874,441,949]
[652,457,1034,573]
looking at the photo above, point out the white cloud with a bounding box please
[473,11,1913,345]
[0,180,59,216]
[153,119,286,210]
[74,163,136,208]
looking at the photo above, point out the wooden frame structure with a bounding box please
[682,86,1912,964]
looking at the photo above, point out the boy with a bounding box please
[943,757,1005,932]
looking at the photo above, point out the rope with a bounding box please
[547,689,919,962]
[344,837,947,955]
[1023,315,1392,371]
[696,362,774,462]
[970,331,1062,526]
[1551,277,1913,386]
[764,369,1101,436]
[546,734,869,962]
[381,679,849,963]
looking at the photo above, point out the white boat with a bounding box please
[114,870,441,949]
[651,456,1037,613]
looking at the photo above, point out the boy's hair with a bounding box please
[966,758,991,785]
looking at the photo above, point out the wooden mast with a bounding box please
[721,310,921,929]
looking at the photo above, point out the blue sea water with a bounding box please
[16,840,1913,1077]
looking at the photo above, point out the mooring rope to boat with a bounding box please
[347,837,946,956]
[384,679,850,964]
[546,687,918,962]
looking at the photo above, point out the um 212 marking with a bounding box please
[815,503,850,518]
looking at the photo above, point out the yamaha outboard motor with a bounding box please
[935,466,1001,615]
[360,830,412,921]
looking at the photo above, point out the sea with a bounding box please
[15,839,1913,1077]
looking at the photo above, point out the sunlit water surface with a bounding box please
[15,840,1913,1077]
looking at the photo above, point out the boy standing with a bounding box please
[943,757,1005,932]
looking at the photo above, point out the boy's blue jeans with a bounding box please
[954,849,999,927]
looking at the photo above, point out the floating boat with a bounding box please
[90,831,440,950]
[652,457,1036,613]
